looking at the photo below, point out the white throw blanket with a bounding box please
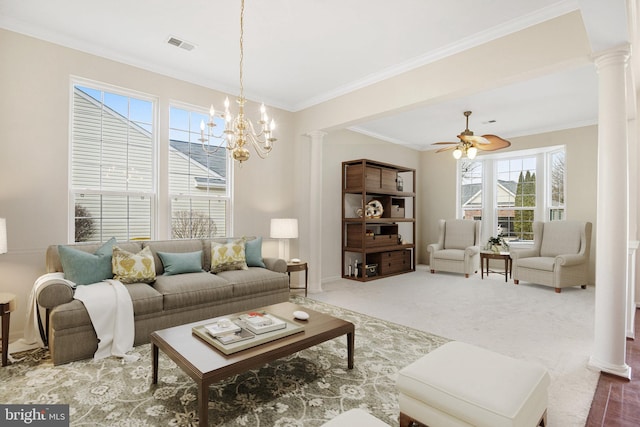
[74,279,136,361]
[20,272,74,349]
[17,273,136,362]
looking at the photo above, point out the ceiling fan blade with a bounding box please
[474,134,511,151]
[432,141,458,145]
[458,134,490,145]
[436,145,457,153]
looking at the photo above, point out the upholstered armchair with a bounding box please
[427,219,481,278]
[511,220,592,293]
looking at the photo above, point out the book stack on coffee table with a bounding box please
[192,311,304,355]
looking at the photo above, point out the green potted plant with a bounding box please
[487,235,504,253]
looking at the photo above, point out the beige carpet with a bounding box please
[309,264,598,427]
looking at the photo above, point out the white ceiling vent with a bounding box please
[167,36,196,51]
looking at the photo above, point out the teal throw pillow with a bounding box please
[158,250,204,276]
[245,237,266,268]
[58,237,116,286]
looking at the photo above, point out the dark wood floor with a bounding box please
[586,308,640,426]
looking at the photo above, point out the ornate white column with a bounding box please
[589,45,631,379]
[305,130,326,293]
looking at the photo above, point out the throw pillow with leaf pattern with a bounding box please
[112,245,156,284]
[211,240,248,273]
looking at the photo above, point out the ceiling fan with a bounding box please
[433,111,511,159]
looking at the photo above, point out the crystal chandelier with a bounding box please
[200,0,276,163]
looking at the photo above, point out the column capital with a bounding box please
[592,43,631,69]
[304,130,327,141]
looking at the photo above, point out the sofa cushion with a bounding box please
[153,272,234,310]
[157,250,204,276]
[433,249,465,261]
[517,257,556,272]
[143,240,206,275]
[112,246,156,284]
[124,283,164,315]
[58,237,116,286]
[211,240,249,273]
[216,267,289,297]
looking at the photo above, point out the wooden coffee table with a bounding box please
[150,301,355,427]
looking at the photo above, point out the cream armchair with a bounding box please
[428,219,481,278]
[511,220,592,293]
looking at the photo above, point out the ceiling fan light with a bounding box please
[467,146,478,159]
[453,148,462,160]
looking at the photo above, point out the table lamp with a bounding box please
[0,218,6,255]
[270,218,298,262]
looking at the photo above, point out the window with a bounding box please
[549,150,565,220]
[459,160,483,220]
[70,82,155,242]
[169,105,231,238]
[496,157,536,240]
[458,146,566,242]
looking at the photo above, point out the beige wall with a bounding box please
[0,29,295,338]
[320,129,421,281]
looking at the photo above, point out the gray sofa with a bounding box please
[38,238,290,365]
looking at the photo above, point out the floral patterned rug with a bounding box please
[1,296,449,426]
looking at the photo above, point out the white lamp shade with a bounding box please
[467,146,478,159]
[270,218,298,239]
[0,218,6,254]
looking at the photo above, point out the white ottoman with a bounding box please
[396,341,550,427]
[321,408,390,426]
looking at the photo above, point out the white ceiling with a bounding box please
[0,0,629,151]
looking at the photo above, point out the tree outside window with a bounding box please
[549,150,565,220]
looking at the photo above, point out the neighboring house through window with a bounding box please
[70,82,155,242]
[169,105,231,238]
[70,80,232,242]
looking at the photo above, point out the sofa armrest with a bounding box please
[427,243,442,254]
[510,248,538,261]
[556,254,587,267]
[37,283,74,309]
[465,245,480,256]
[263,257,287,273]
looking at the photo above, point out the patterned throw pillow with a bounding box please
[112,245,156,284]
[211,240,248,273]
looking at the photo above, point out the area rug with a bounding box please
[1,297,449,426]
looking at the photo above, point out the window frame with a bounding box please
[68,77,158,243]
[168,101,234,238]
[457,145,566,244]
[547,148,566,221]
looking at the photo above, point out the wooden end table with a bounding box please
[0,292,17,366]
[150,301,354,426]
[480,251,512,282]
[287,261,308,297]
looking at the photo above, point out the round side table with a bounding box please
[0,292,17,366]
[286,261,308,297]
